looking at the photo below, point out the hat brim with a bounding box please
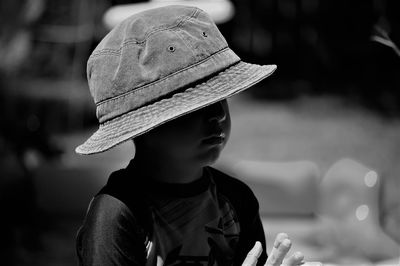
[76,61,276,155]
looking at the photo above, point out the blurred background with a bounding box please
[0,0,399,265]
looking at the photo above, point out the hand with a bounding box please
[242,233,323,266]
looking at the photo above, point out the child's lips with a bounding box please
[202,132,226,145]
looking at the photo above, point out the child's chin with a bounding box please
[198,145,224,166]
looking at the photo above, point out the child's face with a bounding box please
[135,100,231,167]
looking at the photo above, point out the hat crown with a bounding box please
[87,5,240,124]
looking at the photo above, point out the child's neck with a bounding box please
[133,153,204,184]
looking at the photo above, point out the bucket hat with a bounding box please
[76,5,276,155]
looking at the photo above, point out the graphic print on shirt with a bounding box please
[147,191,240,266]
[205,201,240,266]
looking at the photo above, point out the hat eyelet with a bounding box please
[202,31,208,37]
[167,46,176,52]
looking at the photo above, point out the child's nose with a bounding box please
[207,101,226,123]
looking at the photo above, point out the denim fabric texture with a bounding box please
[76,5,276,155]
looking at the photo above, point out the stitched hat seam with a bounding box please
[99,69,228,125]
[95,47,231,106]
[98,61,251,126]
[89,8,199,58]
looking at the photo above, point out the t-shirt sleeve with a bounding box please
[76,194,147,266]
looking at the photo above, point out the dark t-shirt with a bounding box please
[76,165,267,266]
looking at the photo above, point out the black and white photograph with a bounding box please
[0,0,399,265]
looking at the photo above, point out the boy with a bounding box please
[76,5,306,266]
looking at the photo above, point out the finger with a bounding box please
[242,241,263,266]
[267,232,288,265]
[282,251,304,266]
[265,238,292,266]
[271,233,289,252]
[301,262,323,266]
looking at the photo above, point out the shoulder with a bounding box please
[80,164,150,235]
[88,193,132,219]
[81,194,137,234]
[77,195,148,265]
[77,194,146,252]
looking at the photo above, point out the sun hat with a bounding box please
[76,5,277,155]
